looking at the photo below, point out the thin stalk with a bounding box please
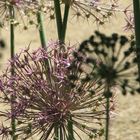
[54,125,59,140]
[9,5,16,140]
[10,7,14,59]
[37,11,47,49]
[133,0,140,76]
[67,116,74,140]
[54,0,63,40]
[61,4,70,42]
[105,96,110,140]
[61,5,72,139]
[105,85,111,140]
[36,7,52,75]
[60,126,63,140]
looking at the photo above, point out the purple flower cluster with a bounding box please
[0,42,115,139]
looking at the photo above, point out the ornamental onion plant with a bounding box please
[0,42,115,139]
[0,0,139,140]
[71,31,139,140]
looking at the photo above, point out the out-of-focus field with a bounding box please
[1,0,140,140]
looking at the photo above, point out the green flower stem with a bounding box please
[61,4,70,42]
[60,126,63,140]
[36,10,51,74]
[9,7,14,59]
[133,0,140,76]
[105,85,111,140]
[53,2,72,140]
[105,97,110,140]
[54,0,63,40]
[37,11,47,49]
[9,5,16,140]
[62,5,72,139]
[68,116,74,140]
[54,125,59,140]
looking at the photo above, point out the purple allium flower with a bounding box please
[0,0,46,28]
[0,42,115,139]
[0,0,28,27]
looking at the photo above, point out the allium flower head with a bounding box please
[0,0,128,28]
[74,31,138,95]
[38,0,127,25]
[0,42,115,139]
[0,0,25,26]
[0,0,46,28]
[61,0,120,24]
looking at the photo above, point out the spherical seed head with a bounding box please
[0,41,115,139]
[74,31,139,95]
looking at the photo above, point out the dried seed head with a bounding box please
[73,31,139,95]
